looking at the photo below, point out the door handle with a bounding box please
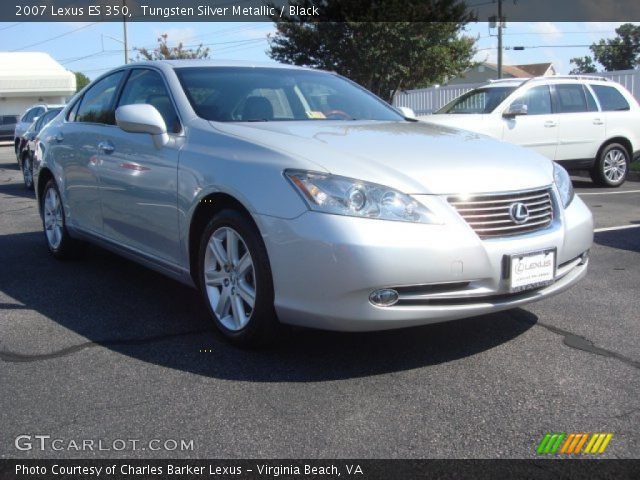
[97,141,114,154]
[53,133,64,143]
[544,121,558,128]
[593,118,604,125]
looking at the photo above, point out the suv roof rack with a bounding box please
[488,78,528,84]
[542,75,609,82]
[489,75,609,84]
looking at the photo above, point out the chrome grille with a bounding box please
[448,188,554,238]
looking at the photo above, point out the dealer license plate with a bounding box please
[509,249,555,292]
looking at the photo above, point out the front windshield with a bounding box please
[36,109,62,133]
[436,86,517,114]
[175,67,404,122]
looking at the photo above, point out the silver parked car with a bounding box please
[14,104,64,156]
[35,60,593,346]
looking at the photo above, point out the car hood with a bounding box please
[419,113,497,136]
[210,120,553,195]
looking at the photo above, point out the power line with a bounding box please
[503,30,616,36]
[505,43,640,49]
[467,1,496,7]
[0,22,23,32]
[10,22,99,51]
[57,37,269,67]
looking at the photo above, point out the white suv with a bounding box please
[421,76,640,187]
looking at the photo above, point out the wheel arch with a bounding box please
[188,192,263,285]
[36,167,54,215]
[597,137,632,160]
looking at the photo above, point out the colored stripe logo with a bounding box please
[537,433,613,455]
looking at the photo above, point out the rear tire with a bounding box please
[590,143,629,187]
[41,179,84,259]
[198,208,279,347]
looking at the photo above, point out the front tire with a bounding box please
[198,209,279,347]
[590,143,629,187]
[41,179,83,259]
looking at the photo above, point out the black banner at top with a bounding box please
[1,0,640,23]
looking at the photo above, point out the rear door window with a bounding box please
[555,84,588,113]
[591,85,631,111]
[583,86,599,112]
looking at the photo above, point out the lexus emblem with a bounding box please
[509,202,530,224]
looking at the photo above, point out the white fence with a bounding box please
[600,69,639,98]
[392,69,640,115]
[393,83,478,115]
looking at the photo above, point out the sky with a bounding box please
[0,21,636,80]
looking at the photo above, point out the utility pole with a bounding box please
[497,0,503,78]
[122,0,129,63]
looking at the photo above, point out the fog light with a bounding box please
[369,289,399,307]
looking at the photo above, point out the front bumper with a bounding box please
[256,192,593,331]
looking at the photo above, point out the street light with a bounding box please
[102,34,128,64]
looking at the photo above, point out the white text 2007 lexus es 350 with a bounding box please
[34,60,593,346]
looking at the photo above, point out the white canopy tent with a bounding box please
[0,52,76,117]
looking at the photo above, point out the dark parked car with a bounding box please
[0,115,19,141]
[18,107,62,189]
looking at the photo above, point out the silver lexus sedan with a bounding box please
[35,60,593,346]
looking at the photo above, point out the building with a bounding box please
[0,52,76,117]
[447,62,556,85]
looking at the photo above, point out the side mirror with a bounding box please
[116,104,168,148]
[396,106,417,119]
[503,103,528,118]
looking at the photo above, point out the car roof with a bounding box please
[126,59,324,73]
[482,75,616,89]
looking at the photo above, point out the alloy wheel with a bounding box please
[44,186,64,249]
[203,226,256,331]
[603,148,627,183]
[23,156,33,188]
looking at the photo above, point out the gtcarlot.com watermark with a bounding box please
[15,435,194,452]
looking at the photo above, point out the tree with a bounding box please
[568,56,597,75]
[267,1,476,102]
[569,23,640,73]
[591,23,640,71]
[135,34,210,61]
[74,71,90,92]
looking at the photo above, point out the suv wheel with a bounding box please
[198,209,279,347]
[590,143,629,187]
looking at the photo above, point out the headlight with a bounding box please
[553,163,574,208]
[285,170,441,224]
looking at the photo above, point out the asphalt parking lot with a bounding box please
[0,144,638,459]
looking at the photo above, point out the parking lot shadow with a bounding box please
[594,225,640,253]
[570,179,596,189]
[0,180,36,200]
[0,231,537,382]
